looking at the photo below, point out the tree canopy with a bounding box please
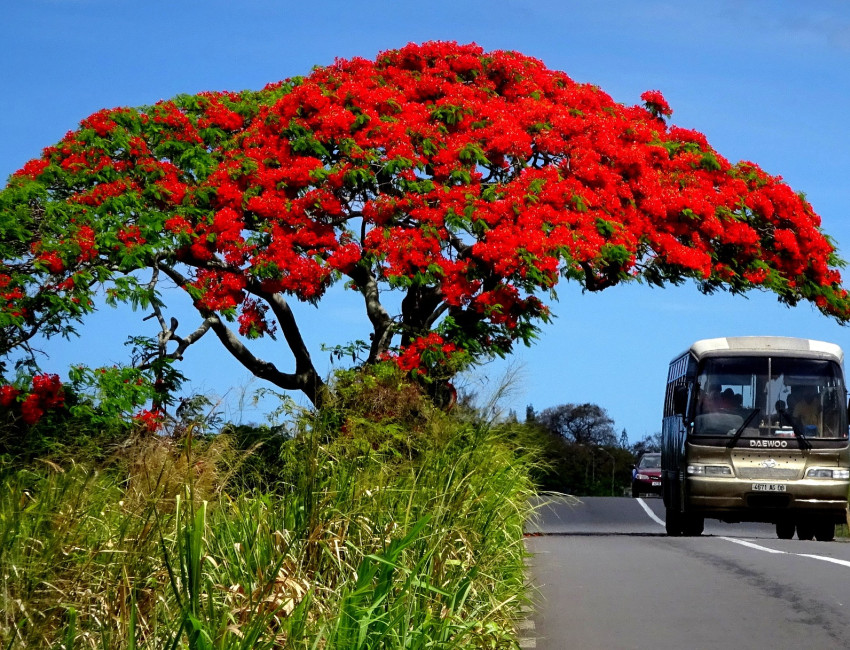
[2,41,849,417]
[537,403,618,447]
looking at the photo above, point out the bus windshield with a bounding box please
[693,357,847,440]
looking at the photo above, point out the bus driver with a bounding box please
[792,385,820,432]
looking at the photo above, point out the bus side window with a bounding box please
[673,385,689,416]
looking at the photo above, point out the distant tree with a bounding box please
[525,405,537,423]
[2,41,850,421]
[631,432,662,456]
[518,419,634,495]
[537,402,617,447]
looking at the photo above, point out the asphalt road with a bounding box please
[523,496,850,649]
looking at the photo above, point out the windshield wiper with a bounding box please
[775,402,813,450]
[727,409,761,449]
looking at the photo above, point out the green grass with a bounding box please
[0,379,536,648]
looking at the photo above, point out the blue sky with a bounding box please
[2,1,849,439]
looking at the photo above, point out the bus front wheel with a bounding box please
[666,509,703,536]
[665,507,683,536]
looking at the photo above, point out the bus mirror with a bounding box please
[673,385,689,416]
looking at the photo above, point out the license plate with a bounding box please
[752,483,786,492]
[652,481,661,486]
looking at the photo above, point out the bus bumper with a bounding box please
[685,476,849,523]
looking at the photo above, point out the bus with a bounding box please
[662,336,850,540]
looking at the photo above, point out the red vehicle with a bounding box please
[632,452,662,497]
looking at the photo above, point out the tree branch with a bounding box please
[173,318,214,355]
[348,263,395,363]
[158,262,325,406]
[447,232,472,258]
[580,261,619,292]
[424,302,449,330]
[400,282,443,347]
[245,281,316,374]
[205,313,323,405]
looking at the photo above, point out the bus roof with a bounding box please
[683,336,844,364]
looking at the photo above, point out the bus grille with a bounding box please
[737,468,799,480]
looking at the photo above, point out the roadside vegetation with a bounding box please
[0,367,538,649]
[524,403,653,496]
[524,430,636,496]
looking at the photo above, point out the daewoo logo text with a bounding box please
[750,439,789,448]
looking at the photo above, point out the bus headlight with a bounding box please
[687,465,733,476]
[806,468,850,479]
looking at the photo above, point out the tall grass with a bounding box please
[0,372,536,648]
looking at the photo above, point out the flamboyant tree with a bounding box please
[2,41,849,415]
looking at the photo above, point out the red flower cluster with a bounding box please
[80,107,132,137]
[238,298,276,338]
[133,408,164,433]
[0,274,26,320]
[0,385,20,408]
[71,178,139,207]
[191,269,245,312]
[641,90,673,118]
[1,374,65,425]
[382,333,459,375]
[75,224,98,262]
[116,225,146,249]
[197,92,244,131]
[36,249,65,273]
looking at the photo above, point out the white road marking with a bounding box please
[798,554,850,569]
[720,538,850,569]
[636,497,666,527]
[719,536,786,554]
[635,502,850,569]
